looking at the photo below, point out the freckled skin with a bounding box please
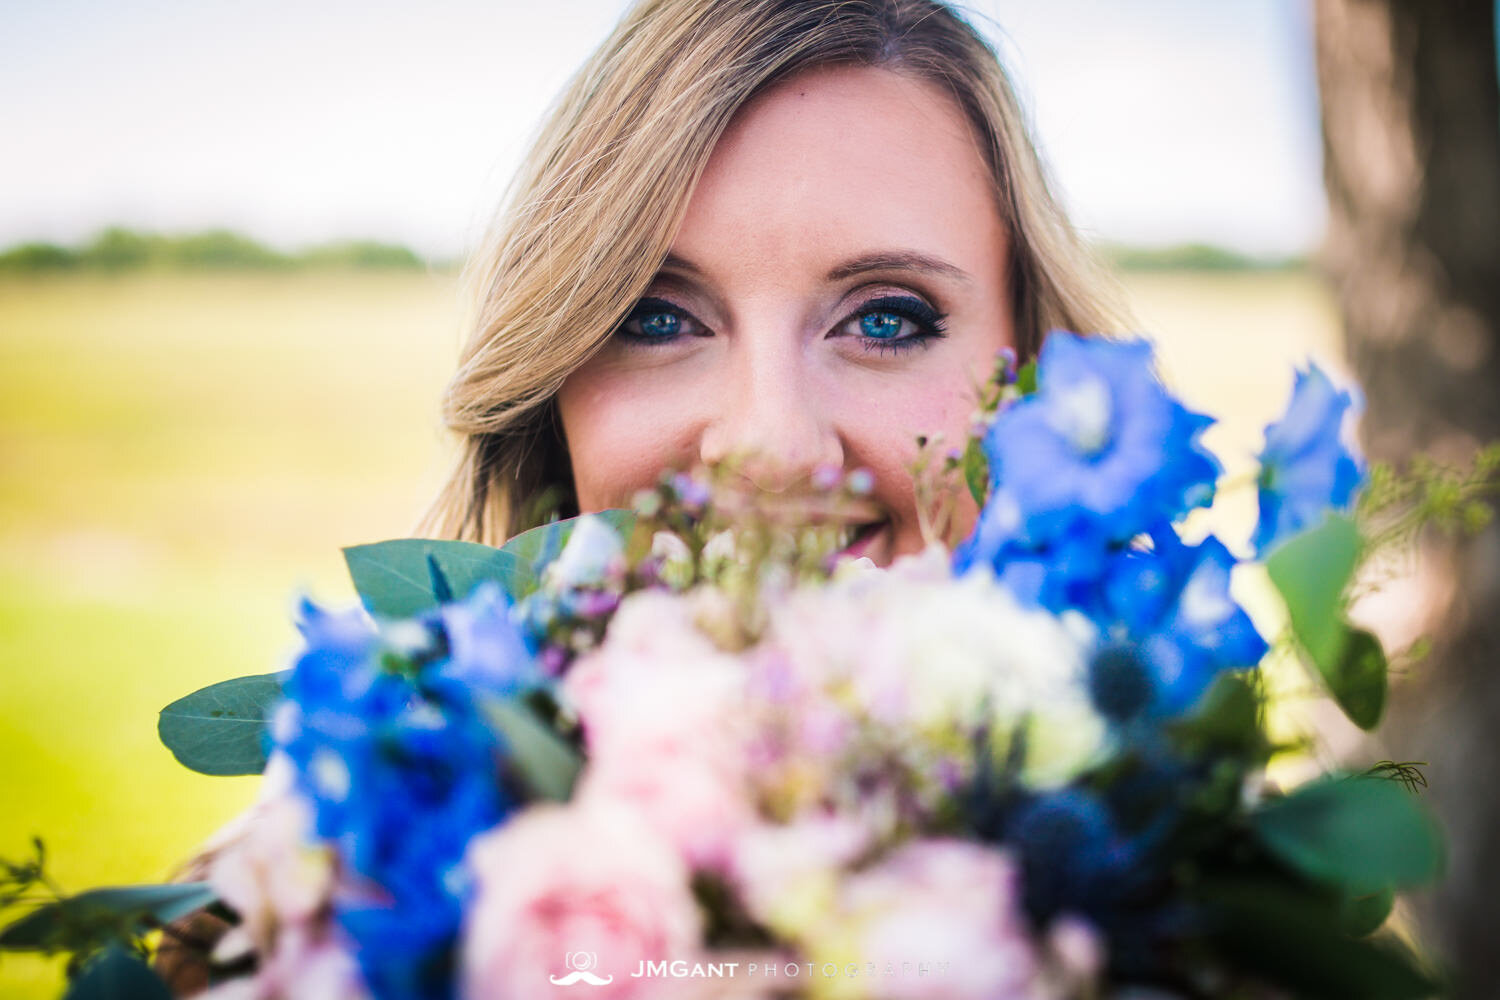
[555,65,1015,566]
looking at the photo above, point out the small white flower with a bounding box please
[700,527,738,566]
[543,514,625,590]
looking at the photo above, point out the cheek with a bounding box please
[831,358,984,500]
[556,366,703,512]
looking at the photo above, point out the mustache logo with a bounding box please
[552,952,613,987]
[549,970,615,986]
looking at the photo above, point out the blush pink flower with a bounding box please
[810,839,1054,1000]
[207,791,334,959]
[561,590,754,870]
[461,796,702,1000]
[576,756,753,873]
[197,926,367,1000]
[198,757,367,999]
[727,814,873,939]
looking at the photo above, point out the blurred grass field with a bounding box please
[0,268,1342,996]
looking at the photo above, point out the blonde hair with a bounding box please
[418,0,1126,545]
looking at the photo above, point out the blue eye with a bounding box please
[842,295,948,354]
[860,311,905,339]
[616,297,700,345]
[637,311,680,338]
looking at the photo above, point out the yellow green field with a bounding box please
[0,268,1342,996]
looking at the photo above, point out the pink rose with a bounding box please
[561,590,754,871]
[461,797,702,1000]
[578,755,753,873]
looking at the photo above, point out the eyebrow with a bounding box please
[824,250,972,285]
[658,249,972,285]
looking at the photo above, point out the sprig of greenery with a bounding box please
[625,459,888,647]
[909,349,1022,546]
[1357,442,1500,555]
[1,839,216,991]
[1364,760,1430,794]
[0,838,61,910]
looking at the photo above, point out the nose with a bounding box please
[698,336,844,493]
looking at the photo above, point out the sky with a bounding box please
[0,0,1326,260]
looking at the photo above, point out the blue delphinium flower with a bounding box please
[953,497,1112,612]
[955,332,1222,622]
[435,582,538,696]
[981,332,1220,545]
[954,332,1265,717]
[1090,532,1268,718]
[1253,362,1365,556]
[277,582,539,1000]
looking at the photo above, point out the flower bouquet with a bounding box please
[6,330,1488,1000]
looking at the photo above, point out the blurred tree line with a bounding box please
[1100,242,1308,272]
[1315,0,1500,997]
[0,227,431,273]
[0,227,1307,277]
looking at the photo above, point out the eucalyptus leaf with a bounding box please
[1265,512,1360,668]
[0,883,216,951]
[1264,514,1387,729]
[1329,626,1388,730]
[1341,887,1396,938]
[1169,670,1266,760]
[1252,775,1443,896]
[1199,878,1441,999]
[158,674,282,776]
[500,510,636,581]
[343,539,537,618]
[483,696,582,803]
[427,553,454,603]
[64,945,172,1000]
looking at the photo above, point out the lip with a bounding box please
[836,519,891,565]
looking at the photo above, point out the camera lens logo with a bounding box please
[549,951,614,987]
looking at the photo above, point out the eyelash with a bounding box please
[613,294,949,355]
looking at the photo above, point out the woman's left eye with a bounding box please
[835,295,949,354]
[614,297,704,346]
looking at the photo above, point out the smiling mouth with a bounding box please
[834,519,890,561]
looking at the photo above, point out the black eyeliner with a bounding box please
[859,295,948,332]
[849,294,949,354]
[614,296,701,346]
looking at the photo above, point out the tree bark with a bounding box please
[1314,1,1500,995]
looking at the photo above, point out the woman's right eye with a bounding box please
[615,297,703,345]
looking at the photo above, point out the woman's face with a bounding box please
[555,65,1015,566]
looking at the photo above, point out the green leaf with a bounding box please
[1,883,216,951]
[343,539,537,618]
[157,674,282,776]
[426,553,454,603]
[1198,878,1442,999]
[483,696,582,803]
[1265,512,1360,668]
[961,438,989,507]
[1265,514,1388,729]
[1175,670,1260,746]
[499,510,636,577]
[1341,887,1396,937]
[1015,358,1038,395]
[64,945,172,1000]
[1329,626,1388,730]
[1252,775,1443,896]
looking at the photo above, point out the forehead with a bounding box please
[672,64,1006,289]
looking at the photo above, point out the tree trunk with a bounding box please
[1314,1,1500,995]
